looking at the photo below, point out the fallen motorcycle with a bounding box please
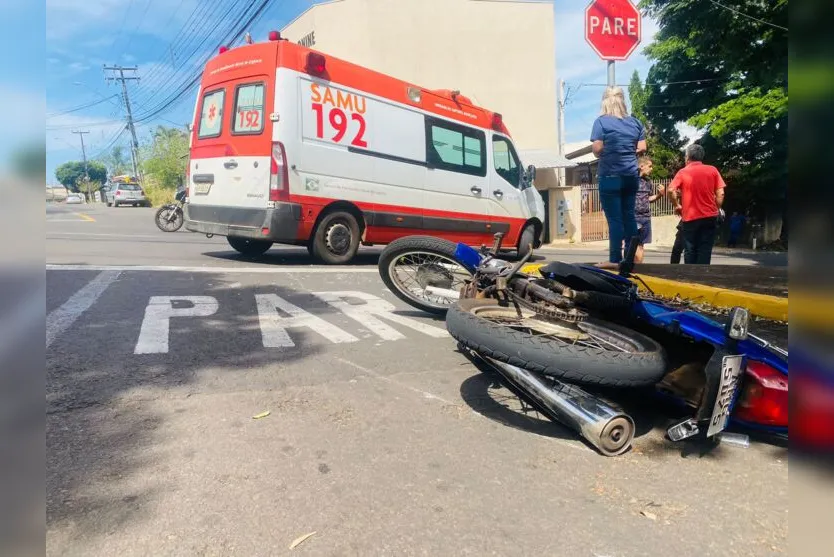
[378,234,788,456]
[154,189,187,232]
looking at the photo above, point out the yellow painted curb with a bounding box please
[77,212,95,222]
[520,263,788,322]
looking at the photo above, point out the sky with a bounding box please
[44,0,689,183]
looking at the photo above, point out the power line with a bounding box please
[104,65,142,180]
[47,95,120,118]
[707,0,788,32]
[134,0,279,123]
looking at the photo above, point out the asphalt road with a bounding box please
[47,202,788,556]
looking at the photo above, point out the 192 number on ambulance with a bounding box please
[311,103,367,148]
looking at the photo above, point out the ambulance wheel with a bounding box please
[227,236,273,257]
[312,211,360,264]
[517,224,536,259]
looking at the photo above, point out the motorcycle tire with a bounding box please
[446,298,667,388]
[379,236,473,315]
[155,205,184,232]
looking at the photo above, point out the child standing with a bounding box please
[634,157,662,263]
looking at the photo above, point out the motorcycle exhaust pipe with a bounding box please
[476,353,635,456]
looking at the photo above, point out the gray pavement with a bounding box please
[46,202,788,556]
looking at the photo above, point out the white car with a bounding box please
[66,193,83,204]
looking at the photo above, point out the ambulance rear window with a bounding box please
[232,83,265,135]
[198,89,225,139]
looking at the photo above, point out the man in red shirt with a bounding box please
[668,144,726,264]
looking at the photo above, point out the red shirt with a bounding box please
[668,161,726,222]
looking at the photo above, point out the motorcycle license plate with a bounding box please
[706,355,744,437]
[194,182,211,195]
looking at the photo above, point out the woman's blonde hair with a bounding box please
[600,86,628,119]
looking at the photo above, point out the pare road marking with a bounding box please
[133,291,447,354]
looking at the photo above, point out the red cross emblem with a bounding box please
[208,104,217,121]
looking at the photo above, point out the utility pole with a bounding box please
[71,130,91,201]
[71,130,90,177]
[104,65,141,181]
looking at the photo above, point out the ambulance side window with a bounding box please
[425,117,486,177]
[198,89,225,139]
[492,136,521,188]
[232,83,265,135]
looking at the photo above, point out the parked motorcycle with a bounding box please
[155,189,187,232]
[378,234,788,456]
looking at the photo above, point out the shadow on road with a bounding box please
[47,273,361,539]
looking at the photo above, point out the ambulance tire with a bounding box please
[227,236,273,257]
[517,224,536,259]
[311,211,361,264]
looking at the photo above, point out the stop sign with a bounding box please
[585,0,642,61]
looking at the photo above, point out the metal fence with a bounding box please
[580,178,676,242]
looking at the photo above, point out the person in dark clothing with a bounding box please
[669,220,685,264]
[668,144,727,264]
[728,211,745,247]
[634,157,662,263]
[590,86,647,268]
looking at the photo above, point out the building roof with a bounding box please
[563,141,597,165]
[519,149,576,169]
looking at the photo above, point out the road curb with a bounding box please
[520,263,788,322]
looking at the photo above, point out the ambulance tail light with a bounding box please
[734,361,788,427]
[219,46,229,54]
[268,31,281,41]
[270,142,289,202]
[305,52,327,75]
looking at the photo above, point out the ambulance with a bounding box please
[185,31,544,264]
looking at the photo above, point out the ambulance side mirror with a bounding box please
[522,165,536,189]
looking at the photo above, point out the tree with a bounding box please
[97,145,130,177]
[628,70,684,179]
[141,126,189,191]
[54,160,107,192]
[640,0,788,220]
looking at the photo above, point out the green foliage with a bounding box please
[54,160,107,191]
[639,0,788,216]
[141,126,188,193]
[96,145,131,177]
[628,70,683,179]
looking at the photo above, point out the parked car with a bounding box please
[106,183,149,207]
[66,193,83,204]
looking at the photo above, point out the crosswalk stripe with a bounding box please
[46,271,121,348]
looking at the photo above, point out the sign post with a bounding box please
[584,0,642,86]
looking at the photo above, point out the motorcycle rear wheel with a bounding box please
[447,298,667,388]
[155,205,184,232]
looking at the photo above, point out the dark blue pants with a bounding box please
[599,175,639,264]
[683,217,718,264]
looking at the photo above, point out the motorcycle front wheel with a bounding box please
[378,236,473,315]
[447,298,668,388]
[155,204,184,232]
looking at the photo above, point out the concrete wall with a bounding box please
[282,0,557,152]
[650,215,680,247]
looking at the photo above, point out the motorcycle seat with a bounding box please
[537,261,627,296]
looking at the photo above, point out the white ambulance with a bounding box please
[185,31,544,264]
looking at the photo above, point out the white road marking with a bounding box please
[46,270,121,348]
[47,264,378,274]
[255,294,358,348]
[314,291,447,340]
[47,232,162,239]
[135,296,219,354]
